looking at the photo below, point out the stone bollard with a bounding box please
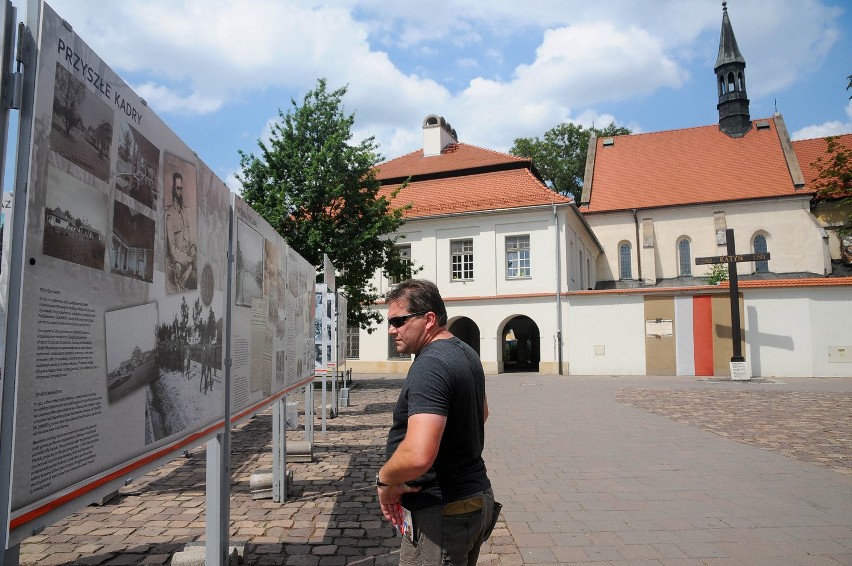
[171,541,245,566]
[249,468,293,500]
[286,440,313,462]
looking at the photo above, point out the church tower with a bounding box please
[715,1,751,137]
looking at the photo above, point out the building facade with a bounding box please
[347,116,602,375]
[347,4,852,378]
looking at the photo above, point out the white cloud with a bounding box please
[133,82,224,115]
[792,99,852,140]
[38,0,848,165]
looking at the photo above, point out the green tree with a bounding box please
[510,122,631,202]
[238,79,410,330]
[812,136,852,238]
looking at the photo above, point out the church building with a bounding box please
[347,3,852,378]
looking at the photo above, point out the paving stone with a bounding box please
[15,375,852,566]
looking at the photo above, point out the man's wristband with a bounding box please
[376,473,389,487]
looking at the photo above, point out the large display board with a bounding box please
[3,2,312,545]
[230,195,315,419]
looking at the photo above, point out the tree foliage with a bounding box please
[812,136,852,237]
[809,75,852,238]
[510,122,631,203]
[237,79,410,330]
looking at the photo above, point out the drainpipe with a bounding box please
[553,204,564,375]
[632,209,643,282]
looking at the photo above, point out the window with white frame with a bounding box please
[506,235,531,278]
[451,239,474,280]
[678,238,692,276]
[753,234,769,273]
[619,242,632,280]
[389,244,412,285]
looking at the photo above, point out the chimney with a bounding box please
[422,115,458,156]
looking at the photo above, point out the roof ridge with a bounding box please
[450,142,529,163]
[614,117,778,139]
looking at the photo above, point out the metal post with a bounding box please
[305,381,315,446]
[0,3,34,563]
[205,206,235,565]
[271,396,287,502]
[725,228,744,362]
[321,373,327,433]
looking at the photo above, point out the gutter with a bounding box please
[553,204,564,375]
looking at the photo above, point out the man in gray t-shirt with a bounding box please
[377,279,498,565]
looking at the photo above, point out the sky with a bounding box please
[7,0,852,193]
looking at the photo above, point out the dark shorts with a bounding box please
[399,488,497,566]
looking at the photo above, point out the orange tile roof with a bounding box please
[381,168,570,219]
[584,118,810,213]
[792,133,852,189]
[375,143,531,181]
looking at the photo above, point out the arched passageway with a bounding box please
[501,316,540,373]
[449,316,480,355]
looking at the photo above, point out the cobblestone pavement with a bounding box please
[616,388,852,474]
[18,378,518,566]
[16,374,852,565]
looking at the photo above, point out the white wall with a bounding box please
[357,205,600,373]
[587,197,828,283]
[565,294,646,375]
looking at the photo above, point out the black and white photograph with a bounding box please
[49,63,113,183]
[105,302,159,404]
[163,153,198,294]
[115,122,160,210]
[110,200,155,282]
[264,238,286,334]
[235,219,264,307]
[42,164,107,270]
[147,296,224,444]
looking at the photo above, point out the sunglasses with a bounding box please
[388,311,428,328]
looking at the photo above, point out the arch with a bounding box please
[736,71,745,91]
[498,315,540,373]
[718,74,727,95]
[422,114,444,128]
[618,241,632,280]
[677,237,692,276]
[727,71,737,92]
[752,232,769,273]
[448,316,480,355]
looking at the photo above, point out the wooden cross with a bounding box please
[695,228,770,364]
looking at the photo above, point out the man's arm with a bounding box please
[484,393,489,422]
[380,413,446,484]
[377,413,446,526]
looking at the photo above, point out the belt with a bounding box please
[442,496,483,516]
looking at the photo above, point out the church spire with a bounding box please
[715,1,751,137]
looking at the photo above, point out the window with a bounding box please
[506,235,530,278]
[345,325,359,359]
[451,239,474,280]
[678,238,692,276]
[389,244,411,285]
[619,242,632,280]
[388,334,410,360]
[579,250,584,288]
[753,234,769,273]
